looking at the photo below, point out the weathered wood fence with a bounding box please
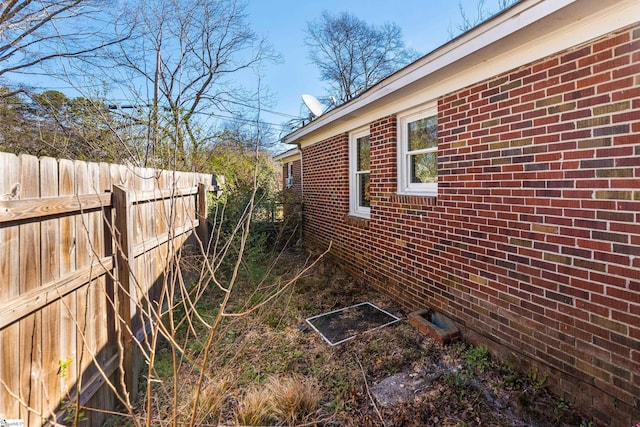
[0,152,215,426]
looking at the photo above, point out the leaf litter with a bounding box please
[112,249,594,426]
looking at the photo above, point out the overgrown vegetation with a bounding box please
[0,1,594,426]
[104,244,592,426]
[1,0,279,174]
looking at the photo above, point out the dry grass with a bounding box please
[108,249,593,427]
[235,385,274,426]
[267,375,321,425]
[195,376,233,424]
[235,375,321,426]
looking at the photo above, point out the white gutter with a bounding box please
[299,144,304,201]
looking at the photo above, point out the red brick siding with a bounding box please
[282,158,302,218]
[300,23,640,426]
[302,133,373,273]
[282,158,302,194]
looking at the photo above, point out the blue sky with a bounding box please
[245,0,513,127]
[2,0,513,141]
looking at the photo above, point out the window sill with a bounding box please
[345,214,370,229]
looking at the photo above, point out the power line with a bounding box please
[106,97,301,120]
[222,98,300,119]
[11,81,303,120]
[107,102,291,128]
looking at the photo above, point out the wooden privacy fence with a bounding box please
[0,152,216,426]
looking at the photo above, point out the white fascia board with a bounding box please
[285,0,639,148]
[272,148,301,163]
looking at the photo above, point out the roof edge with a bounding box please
[273,147,301,162]
[283,0,632,146]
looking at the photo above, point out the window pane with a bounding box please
[357,135,370,171]
[410,152,437,184]
[407,116,437,151]
[359,172,370,207]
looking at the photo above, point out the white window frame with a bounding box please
[397,105,438,196]
[349,127,371,218]
[286,162,294,188]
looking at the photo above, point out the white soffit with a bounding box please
[285,0,640,148]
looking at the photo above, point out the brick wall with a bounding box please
[303,133,375,272]
[300,23,640,426]
[282,158,302,195]
[282,158,303,218]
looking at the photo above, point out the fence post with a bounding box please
[197,182,208,245]
[112,185,137,401]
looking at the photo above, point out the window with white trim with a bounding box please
[286,162,294,188]
[349,128,371,218]
[397,106,438,196]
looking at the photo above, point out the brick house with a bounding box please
[274,147,302,218]
[280,0,640,425]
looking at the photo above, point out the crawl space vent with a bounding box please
[306,302,400,346]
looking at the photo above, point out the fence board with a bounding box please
[98,163,113,365]
[92,162,114,426]
[0,156,215,424]
[83,163,101,398]
[58,158,78,415]
[0,193,111,223]
[139,167,155,338]
[112,185,136,403]
[39,157,62,422]
[19,154,42,427]
[0,152,21,419]
[85,162,106,426]
[73,160,91,410]
[198,183,207,246]
[102,163,117,366]
[0,258,112,330]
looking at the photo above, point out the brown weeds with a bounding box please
[234,375,321,426]
[112,251,591,427]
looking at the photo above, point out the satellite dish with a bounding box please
[302,94,323,117]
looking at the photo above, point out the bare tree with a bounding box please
[449,0,520,37]
[108,0,275,171]
[0,4,323,426]
[0,0,124,95]
[305,11,419,104]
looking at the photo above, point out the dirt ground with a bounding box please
[114,248,594,426]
